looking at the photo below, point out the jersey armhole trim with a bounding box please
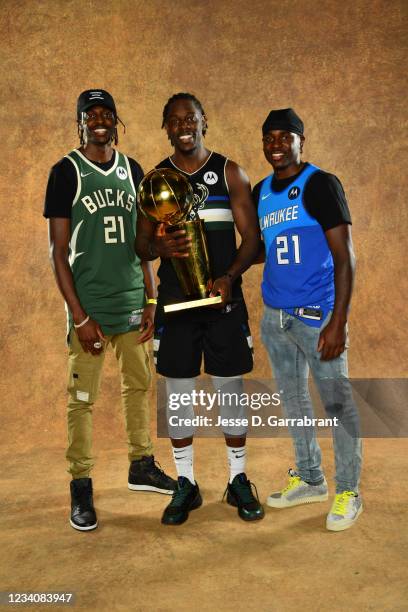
[224,158,230,195]
[65,154,81,206]
[301,165,321,222]
[124,154,136,196]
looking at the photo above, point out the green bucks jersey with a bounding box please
[65,149,145,335]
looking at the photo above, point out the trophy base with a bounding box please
[164,295,222,313]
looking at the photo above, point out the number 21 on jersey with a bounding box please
[276,234,301,264]
[104,215,125,244]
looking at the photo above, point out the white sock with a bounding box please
[227,445,246,483]
[172,444,195,485]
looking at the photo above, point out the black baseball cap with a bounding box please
[77,89,117,118]
[262,108,304,136]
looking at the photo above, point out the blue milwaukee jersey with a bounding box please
[258,163,334,326]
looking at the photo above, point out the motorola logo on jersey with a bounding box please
[116,166,128,180]
[203,171,218,185]
[288,186,300,200]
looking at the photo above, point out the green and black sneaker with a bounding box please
[224,473,265,521]
[161,477,203,525]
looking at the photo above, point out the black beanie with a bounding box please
[262,108,304,136]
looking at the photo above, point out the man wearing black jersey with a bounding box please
[136,93,264,525]
[253,108,362,531]
[44,89,176,532]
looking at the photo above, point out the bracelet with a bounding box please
[146,298,157,305]
[73,315,90,328]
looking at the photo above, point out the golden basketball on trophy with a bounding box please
[137,168,222,312]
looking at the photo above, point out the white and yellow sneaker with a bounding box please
[266,469,328,508]
[326,491,363,531]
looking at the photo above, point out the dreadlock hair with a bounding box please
[77,112,126,146]
[161,93,207,135]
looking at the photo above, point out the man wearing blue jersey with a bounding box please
[253,108,362,531]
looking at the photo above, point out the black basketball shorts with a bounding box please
[153,303,254,378]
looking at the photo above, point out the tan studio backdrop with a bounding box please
[0,1,407,611]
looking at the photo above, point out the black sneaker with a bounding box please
[128,455,177,495]
[161,477,202,525]
[224,473,265,521]
[70,478,98,531]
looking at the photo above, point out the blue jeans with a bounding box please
[261,305,362,493]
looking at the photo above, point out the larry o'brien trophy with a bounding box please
[137,168,222,313]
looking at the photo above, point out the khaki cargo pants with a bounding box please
[66,329,153,479]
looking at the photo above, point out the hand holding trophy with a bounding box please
[137,168,222,312]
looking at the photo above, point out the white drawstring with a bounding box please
[280,309,283,329]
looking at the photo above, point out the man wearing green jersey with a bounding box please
[44,90,176,531]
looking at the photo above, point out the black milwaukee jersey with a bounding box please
[156,152,243,303]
